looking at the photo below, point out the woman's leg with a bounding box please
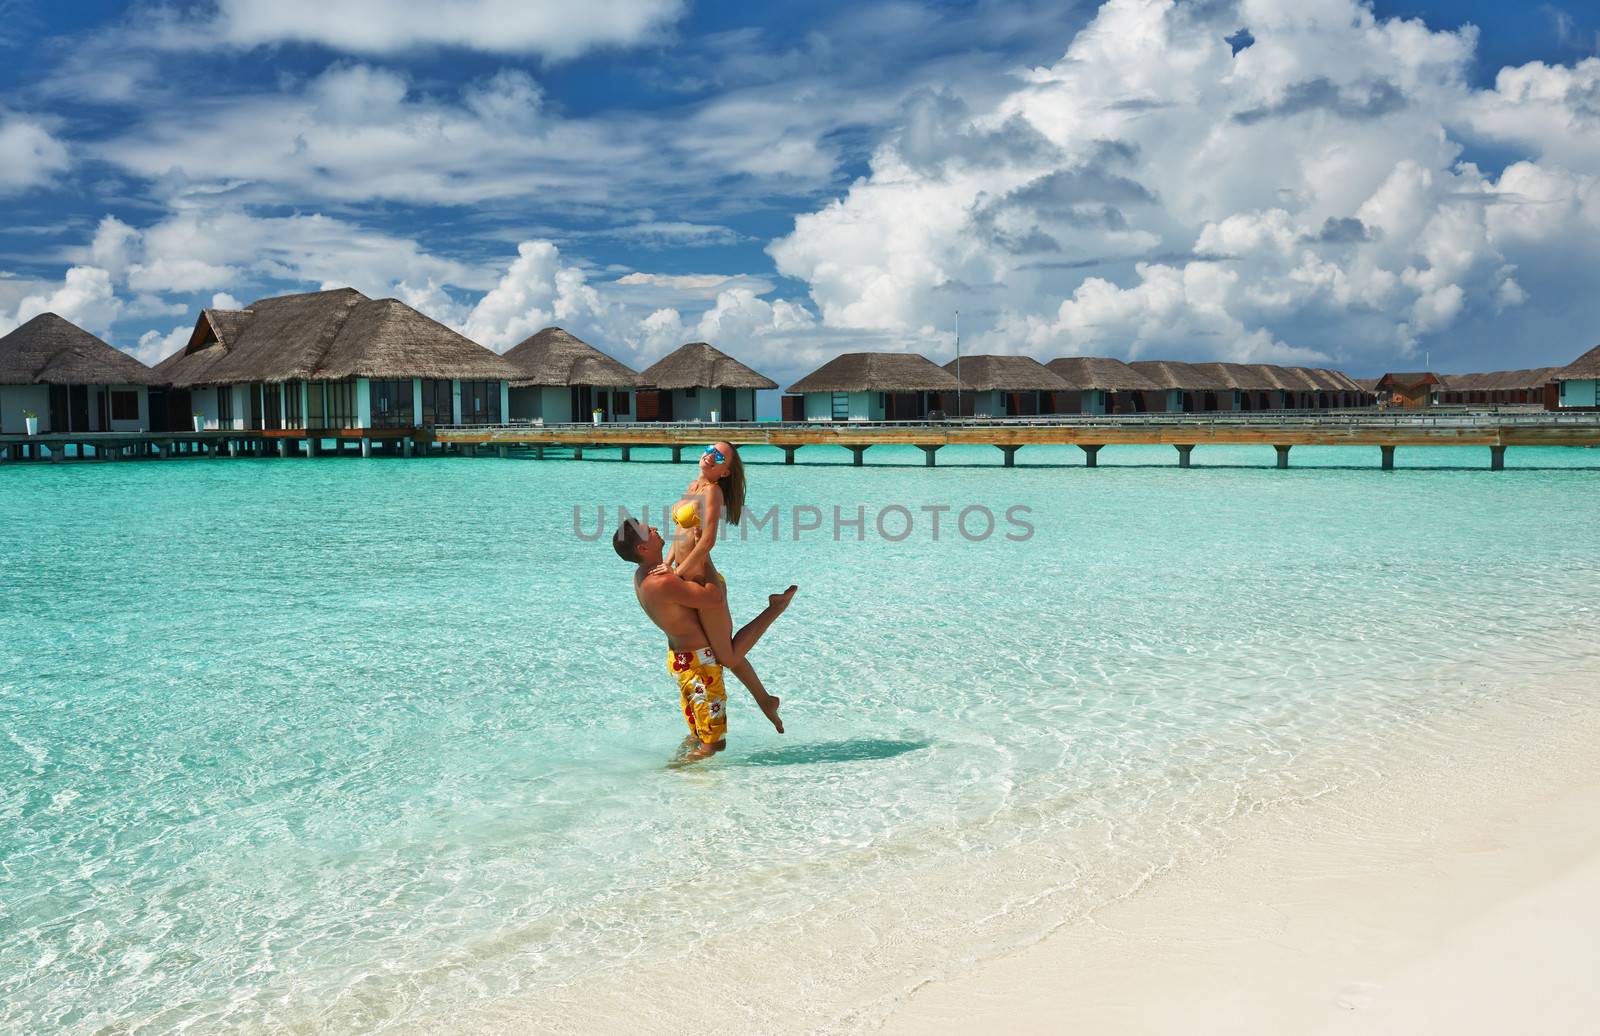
[732,585,798,657]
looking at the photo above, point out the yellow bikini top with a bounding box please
[672,501,700,529]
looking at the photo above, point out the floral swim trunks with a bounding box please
[668,646,727,745]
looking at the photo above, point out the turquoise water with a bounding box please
[3,444,1599,1033]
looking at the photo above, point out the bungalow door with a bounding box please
[720,387,737,421]
[49,385,68,432]
[70,385,90,431]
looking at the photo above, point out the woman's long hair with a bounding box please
[718,444,745,526]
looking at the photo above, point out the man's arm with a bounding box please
[647,571,724,610]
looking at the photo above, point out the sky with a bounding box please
[2,0,1598,401]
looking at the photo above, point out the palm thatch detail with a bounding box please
[640,342,777,390]
[1552,346,1600,381]
[787,352,967,393]
[1043,357,1161,391]
[502,327,641,388]
[0,313,157,385]
[941,354,1069,392]
[156,287,516,388]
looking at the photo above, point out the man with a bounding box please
[614,518,795,761]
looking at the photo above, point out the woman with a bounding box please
[667,441,787,733]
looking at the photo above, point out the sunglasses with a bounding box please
[703,444,726,465]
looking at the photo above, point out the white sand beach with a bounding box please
[880,694,1600,1036]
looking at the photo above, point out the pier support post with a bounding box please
[918,444,940,467]
[997,445,1020,467]
[849,445,869,466]
[1380,445,1395,471]
[573,446,584,460]
[670,446,682,463]
[305,438,319,458]
[156,442,168,460]
[1490,445,1506,471]
[498,445,510,459]
[1080,444,1102,467]
[360,438,372,458]
[535,445,544,460]
[276,439,289,458]
[229,440,240,458]
[1175,444,1194,468]
[783,446,798,465]
[620,446,631,462]
[1275,445,1291,469]
[51,444,62,463]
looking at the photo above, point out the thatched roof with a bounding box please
[1555,346,1600,381]
[640,342,777,390]
[1456,366,1560,390]
[1192,362,1277,391]
[1377,371,1446,391]
[1355,377,1380,391]
[157,288,516,387]
[1128,360,1232,391]
[1044,356,1161,391]
[941,354,1069,392]
[1317,368,1366,392]
[0,313,158,386]
[502,327,640,389]
[788,352,965,393]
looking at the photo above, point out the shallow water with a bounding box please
[2,443,1598,1033]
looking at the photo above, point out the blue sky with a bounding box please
[2,0,1598,392]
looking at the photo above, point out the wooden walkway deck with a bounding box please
[4,411,1598,469]
[432,411,1600,469]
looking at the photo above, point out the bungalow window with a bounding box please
[110,390,139,421]
[420,379,453,426]
[460,380,502,424]
[216,386,233,426]
[324,380,358,429]
[284,380,304,428]
[614,391,630,416]
[369,379,414,429]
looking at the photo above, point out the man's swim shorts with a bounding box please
[668,646,727,745]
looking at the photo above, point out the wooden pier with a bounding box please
[4,411,1599,469]
[432,410,1600,470]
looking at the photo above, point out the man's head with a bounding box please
[612,517,664,565]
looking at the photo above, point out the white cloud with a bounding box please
[769,0,1600,370]
[133,324,190,366]
[0,112,70,194]
[461,240,609,350]
[210,0,685,59]
[211,292,243,310]
[1,266,121,337]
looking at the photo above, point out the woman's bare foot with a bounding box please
[757,693,783,734]
[769,585,798,613]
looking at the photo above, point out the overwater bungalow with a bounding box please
[1438,368,1559,407]
[503,327,640,423]
[1375,371,1447,408]
[940,355,1068,416]
[155,288,517,433]
[1127,360,1233,412]
[1192,363,1278,411]
[1552,346,1600,409]
[785,351,966,420]
[0,313,157,433]
[637,342,776,422]
[1044,357,1161,414]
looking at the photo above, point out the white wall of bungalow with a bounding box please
[0,383,151,433]
[509,385,637,423]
